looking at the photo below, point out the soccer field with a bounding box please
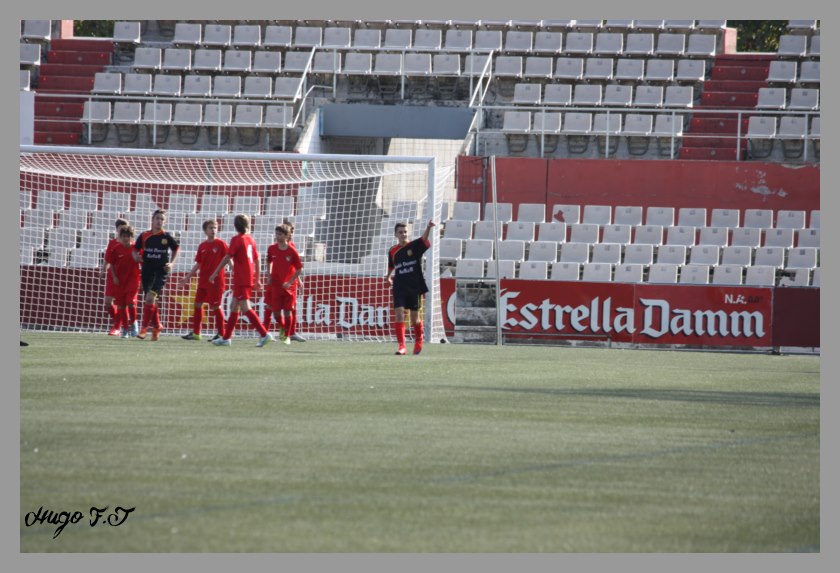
[19,333,819,552]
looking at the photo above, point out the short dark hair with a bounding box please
[152,209,167,219]
[234,214,250,234]
[394,222,408,234]
[282,218,295,233]
[202,219,218,231]
[119,225,135,238]
[115,218,128,229]
[274,223,291,236]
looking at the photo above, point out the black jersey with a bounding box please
[388,237,430,296]
[135,230,179,272]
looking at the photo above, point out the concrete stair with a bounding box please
[33,38,113,145]
[679,53,774,161]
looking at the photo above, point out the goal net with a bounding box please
[19,145,450,343]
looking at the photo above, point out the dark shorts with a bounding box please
[141,268,169,297]
[393,289,423,311]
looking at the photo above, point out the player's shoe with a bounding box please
[181,332,201,341]
[108,327,121,336]
[282,335,291,345]
[121,329,131,339]
[130,322,139,336]
[256,333,275,348]
[151,327,162,341]
[136,327,148,340]
[290,333,306,342]
[208,333,221,343]
[413,340,423,355]
[395,346,407,355]
[212,337,231,346]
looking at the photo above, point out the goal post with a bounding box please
[19,145,449,343]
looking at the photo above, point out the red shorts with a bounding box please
[105,276,119,298]
[232,285,253,302]
[195,284,224,307]
[271,289,296,313]
[114,286,138,307]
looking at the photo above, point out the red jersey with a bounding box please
[228,233,259,287]
[104,243,140,289]
[267,243,303,294]
[195,238,228,289]
[104,238,121,285]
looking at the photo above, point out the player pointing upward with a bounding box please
[386,220,435,355]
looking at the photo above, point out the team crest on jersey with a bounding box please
[162,239,168,246]
[285,256,291,262]
[407,249,413,256]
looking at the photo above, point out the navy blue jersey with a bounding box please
[388,237,430,296]
[135,230,179,272]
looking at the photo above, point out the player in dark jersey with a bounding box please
[133,209,179,341]
[386,219,435,355]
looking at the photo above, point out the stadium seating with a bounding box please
[19,19,820,297]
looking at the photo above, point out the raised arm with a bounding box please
[421,220,436,243]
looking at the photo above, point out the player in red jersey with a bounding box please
[386,220,435,355]
[266,223,303,345]
[179,219,229,341]
[133,210,179,341]
[209,214,273,347]
[102,218,130,336]
[104,225,141,339]
[283,218,306,342]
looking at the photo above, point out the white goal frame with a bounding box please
[19,145,446,343]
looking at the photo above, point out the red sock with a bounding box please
[225,311,240,339]
[129,305,137,324]
[106,303,118,327]
[150,304,162,329]
[120,307,130,330]
[142,303,152,327]
[395,322,406,348]
[192,306,204,335]
[245,309,268,337]
[276,313,286,333]
[413,321,424,354]
[263,305,273,328]
[113,307,124,331]
[212,307,225,335]
[289,308,297,336]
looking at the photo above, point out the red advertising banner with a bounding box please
[499,280,636,343]
[441,277,456,337]
[19,268,802,348]
[497,280,774,347]
[20,268,398,339]
[632,283,773,346]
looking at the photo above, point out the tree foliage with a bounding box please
[728,20,790,52]
[74,20,114,38]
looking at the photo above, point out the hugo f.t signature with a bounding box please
[24,505,135,539]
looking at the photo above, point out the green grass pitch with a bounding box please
[19,332,819,552]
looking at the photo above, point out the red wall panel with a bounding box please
[457,157,820,222]
[772,287,820,347]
